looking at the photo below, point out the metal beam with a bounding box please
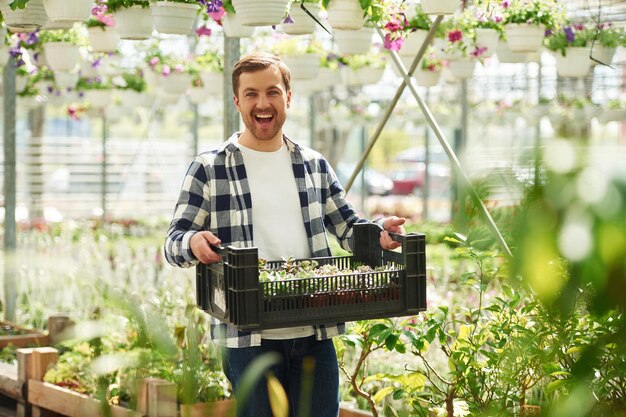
[224,36,240,137]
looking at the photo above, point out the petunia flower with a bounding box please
[195,25,212,37]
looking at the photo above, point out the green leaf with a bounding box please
[392,389,406,400]
[385,333,399,351]
[368,323,389,339]
[372,386,395,404]
[546,379,568,394]
[9,0,28,10]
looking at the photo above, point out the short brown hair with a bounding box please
[232,52,291,97]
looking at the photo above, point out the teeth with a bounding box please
[256,114,272,119]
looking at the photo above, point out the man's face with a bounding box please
[234,66,291,143]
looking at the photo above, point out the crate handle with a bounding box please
[371,222,407,246]
[210,244,227,256]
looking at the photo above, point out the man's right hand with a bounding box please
[190,231,222,264]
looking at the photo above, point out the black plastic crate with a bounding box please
[196,222,426,330]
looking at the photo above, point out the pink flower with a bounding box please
[208,6,225,22]
[161,64,171,76]
[448,30,463,43]
[384,33,404,51]
[174,64,185,73]
[502,0,510,8]
[97,14,115,26]
[384,16,404,32]
[195,25,212,37]
[493,12,503,23]
[150,57,160,66]
[471,47,488,58]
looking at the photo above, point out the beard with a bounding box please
[241,107,287,141]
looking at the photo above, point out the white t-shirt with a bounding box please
[236,138,315,340]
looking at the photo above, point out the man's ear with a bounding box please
[233,94,241,112]
[286,90,292,108]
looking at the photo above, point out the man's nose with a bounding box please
[256,94,270,108]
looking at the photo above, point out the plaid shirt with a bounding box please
[164,132,370,348]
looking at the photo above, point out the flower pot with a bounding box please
[231,0,290,27]
[222,12,255,37]
[80,60,100,78]
[447,59,476,80]
[554,47,592,78]
[399,29,429,58]
[118,90,152,108]
[475,28,499,57]
[53,71,79,90]
[160,72,192,95]
[505,23,545,53]
[342,66,384,87]
[327,0,364,31]
[414,69,440,87]
[496,40,528,63]
[420,0,458,15]
[317,67,338,90]
[114,6,153,40]
[592,46,615,65]
[42,19,75,29]
[334,27,373,55]
[156,90,181,105]
[283,2,321,35]
[84,89,113,109]
[282,53,320,80]
[188,87,210,104]
[199,70,224,95]
[0,0,47,32]
[88,26,120,53]
[597,108,626,124]
[42,0,93,22]
[152,1,200,35]
[43,42,80,72]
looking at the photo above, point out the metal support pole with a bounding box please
[422,90,430,221]
[534,60,542,188]
[3,61,17,321]
[345,16,443,193]
[455,80,469,227]
[224,36,240,137]
[373,25,513,257]
[101,113,107,224]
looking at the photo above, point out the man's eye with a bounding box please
[246,92,256,97]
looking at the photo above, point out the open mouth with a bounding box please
[254,113,274,125]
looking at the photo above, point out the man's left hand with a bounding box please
[380,216,406,250]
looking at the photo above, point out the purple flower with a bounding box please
[544,28,553,37]
[283,14,294,24]
[25,31,39,46]
[564,27,575,43]
[205,0,222,13]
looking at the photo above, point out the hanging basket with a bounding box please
[327,0,364,31]
[342,66,384,87]
[282,53,320,80]
[188,87,210,104]
[414,69,440,87]
[152,1,199,35]
[84,89,113,109]
[53,71,79,90]
[592,46,615,66]
[334,27,373,55]
[88,26,120,53]
[43,42,80,72]
[231,0,290,27]
[42,0,93,22]
[160,72,192,95]
[554,47,592,78]
[447,59,476,80]
[115,5,153,40]
[504,23,545,53]
[0,0,47,33]
[399,29,429,58]
[222,12,255,37]
[420,0,458,15]
[199,70,224,95]
[475,28,500,57]
[282,2,321,35]
[496,40,528,64]
[118,90,152,108]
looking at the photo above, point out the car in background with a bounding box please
[335,163,394,196]
[389,146,451,196]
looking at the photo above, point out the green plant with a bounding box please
[193,51,224,73]
[8,0,30,10]
[420,51,443,72]
[106,0,151,13]
[113,71,147,93]
[595,23,626,48]
[77,76,112,91]
[545,24,595,56]
[338,52,386,70]
[502,0,565,29]
[38,29,80,45]
[404,5,431,31]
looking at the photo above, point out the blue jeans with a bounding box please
[222,336,339,417]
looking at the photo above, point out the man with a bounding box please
[164,52,405,417]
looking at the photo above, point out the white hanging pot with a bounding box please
[598,109,626,124]
[152,1,200,35]
[554,47,592,78]
[282,53,320,80]
[316,67,337,90]
[399,29,429,58]
[414,69,440,87]
[334,27,373,55]
[199,70,224,95]
[42,0,93,22]
[43,42,80,72]
[592,46,615,66]
[0,0,47,32]
[88,26,120,53]
[16,75,28,93]
[114,5,153,40]
[282,1,321,35]
[118,90,152,108]
[447,59,476,80]
[327,0,364,31]
[231,0,290,27]
[505,23,545,53]
[84,89,113,109]
[160,72,192,95]
[342,66,384,86]
[188,87,210,104]
[53,71,79,90]
[496,40,528,63]
[475,28,500,57]
[42,19,74,29]
[420,0,458,15]
[222,12,255,37]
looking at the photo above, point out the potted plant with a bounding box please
[340,52,386,87]
[438,22,484,81]
[282,0,322,35]
[420,0,458,16]
[86,0,120,53]
[322,0,364,31]
[593,22,625,66]
[502,0,565,53]
[194,50,224,95]
[42,0,93,23]
[112,70,151,108]
[146,50,192,95]
[398,5,432,59]
[151,0,200,36]
[106,0,153,40]
[203,0,255,38]
[464,5,504,57]
[414,50,442,87]
[77,75,114,109]
[39,28,81,72]
[271,37,321,80]
[545,24,594,78]
[0,0,47,33]
[231,0,290,27]
[334,25,374,55]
